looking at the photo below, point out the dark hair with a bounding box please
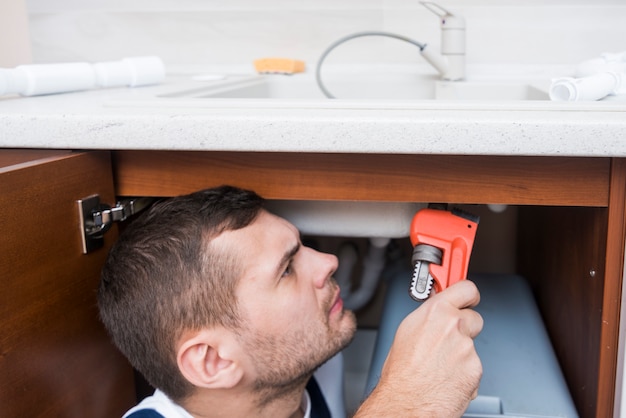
[97,185,264,401]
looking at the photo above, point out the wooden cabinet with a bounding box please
[0,150,135,417]
[2,149,624,418]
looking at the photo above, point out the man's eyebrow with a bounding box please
[275,242,301,278]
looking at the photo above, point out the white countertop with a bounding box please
[1,68,625,157]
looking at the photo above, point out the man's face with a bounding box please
[216,210,356,394]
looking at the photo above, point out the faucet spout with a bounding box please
[420,2,466,80]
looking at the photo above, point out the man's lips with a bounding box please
[329,289,344,316]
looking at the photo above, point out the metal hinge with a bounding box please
[77,195,154,254]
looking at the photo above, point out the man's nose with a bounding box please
[312,250,338,289]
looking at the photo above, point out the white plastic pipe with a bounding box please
[337,238,390,311]
[549,72,624,102]
[335,243,359,301]
[0,56,165,96]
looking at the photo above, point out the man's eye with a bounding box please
[282,262,293,278]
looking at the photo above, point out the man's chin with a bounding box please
[335,310,357,348]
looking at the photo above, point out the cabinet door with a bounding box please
[0,150,135,417]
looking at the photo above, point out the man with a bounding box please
[98,185,483,418]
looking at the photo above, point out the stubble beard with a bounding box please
[245,297,357,407]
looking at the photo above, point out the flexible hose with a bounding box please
[315,31,426,99]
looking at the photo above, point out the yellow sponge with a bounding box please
[254,58,305,74]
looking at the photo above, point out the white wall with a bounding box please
[25,0,626,69]
[1,0,32,66]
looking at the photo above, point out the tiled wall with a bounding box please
[26,0,626,69]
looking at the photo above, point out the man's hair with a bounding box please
[97,185,265,401]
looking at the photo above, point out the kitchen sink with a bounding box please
[158,72,549,102]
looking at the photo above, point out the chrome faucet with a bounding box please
[419,2,466,81]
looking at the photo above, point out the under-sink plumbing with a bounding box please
[315,2,465,98]
[335,237,391,311]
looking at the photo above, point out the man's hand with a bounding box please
[355,280,483,417]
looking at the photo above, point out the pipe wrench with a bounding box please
[409,206,479,301]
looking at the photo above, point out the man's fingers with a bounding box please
[437,279,481,309]
[460,308,484,339]
[471,387,479,400]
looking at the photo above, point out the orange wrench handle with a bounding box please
[410,208,479,293]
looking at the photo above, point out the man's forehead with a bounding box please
[209,210,300,290]
[210,210,298,248]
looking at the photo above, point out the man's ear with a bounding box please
[177,329,244,389]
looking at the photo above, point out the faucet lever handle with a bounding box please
[420,1,454,18]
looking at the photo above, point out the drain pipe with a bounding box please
[335,242,359,301]
[336,237,390,311]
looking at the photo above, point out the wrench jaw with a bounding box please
[409,244,443,301]
[409,260,434,301]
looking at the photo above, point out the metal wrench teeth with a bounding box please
[409,261,433,301]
